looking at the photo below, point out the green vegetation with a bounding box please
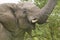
[21,0,60,40]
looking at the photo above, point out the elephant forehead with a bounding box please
[18,2,36,9]
[23,2,35,8]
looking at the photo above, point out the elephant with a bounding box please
[0,0,56,40]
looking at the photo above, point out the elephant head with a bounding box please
[20,0,56,24]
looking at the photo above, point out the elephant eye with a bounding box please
[23,9,27,14]
[23,10,26,13]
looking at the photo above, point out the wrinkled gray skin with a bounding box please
[0,0,56,40]
[0,3,35,40]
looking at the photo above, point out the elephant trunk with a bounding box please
[37,0,57,24]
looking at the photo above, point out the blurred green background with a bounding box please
[20,0,60,40]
